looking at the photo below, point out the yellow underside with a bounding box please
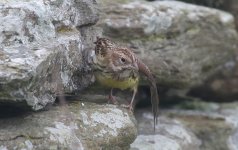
[95,73,139,90]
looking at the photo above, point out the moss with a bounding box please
[186,26,201,35]
[142,35,167,42]
[116,32,180,42]
[202,64,214,73]
[99,0,133,5]
[0,91,12,98]
[56,26,74,33]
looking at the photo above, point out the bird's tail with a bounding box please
[137,59,159,131]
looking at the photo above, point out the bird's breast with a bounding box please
[94,71,139,90]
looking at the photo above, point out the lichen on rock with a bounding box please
[0,102,137,149]
[99,0,238,88]
[0,0,99,110]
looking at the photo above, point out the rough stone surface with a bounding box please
[98,0,238,88]
[221,103,238,150]
[177,0,238,102]
[188,60,238,101]
[0,102,137,150]
[131,101,238,150]
[177,0,238,30]
[131,109,201,150]
[0,0,99,110]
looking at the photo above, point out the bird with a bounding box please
[91,37,159,130]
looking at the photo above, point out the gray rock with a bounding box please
[187,61,238,101]
[229,129,238,150]
[177,0,238,31]
[131,135,182,150]
[177,0,238,102]
[131,101,238,150]
[0,102,137,149]
[131,110,201,150]
[221,103,238,150]
[99,1,238,88]
[0,0,99,110]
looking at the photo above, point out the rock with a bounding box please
[188,60,238,101]
[0,0,99,110]
[131,109,201,150]
[157,0,227,9]
[174,0,238,31]
[228,0,238,31]
[131,135,182,150]
[0,101,137,149]
[220,103,238,150]
[175,0,238,101]
[98,1,238,88]
[132,101,238,150]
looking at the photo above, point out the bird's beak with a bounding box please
[132,61,139,71]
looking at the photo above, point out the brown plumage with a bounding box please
[92,37,159,130]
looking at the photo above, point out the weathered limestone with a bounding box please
[132,101,238,150]
[131,110,201,150]
[0,102,137,149]
[99,1,238,88]
[0,0,99,110]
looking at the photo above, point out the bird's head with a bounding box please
[94,37,138,71]
[111,49,139,71]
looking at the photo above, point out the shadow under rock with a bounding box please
[0,102,31,118]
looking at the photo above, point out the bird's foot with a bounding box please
[121,104,133,112]
[108,95,119,105]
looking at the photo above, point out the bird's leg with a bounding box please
[108,88,119,105]
[121,87,137,111]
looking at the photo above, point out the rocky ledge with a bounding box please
[0,101,137,149]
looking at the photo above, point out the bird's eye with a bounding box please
[120,57,126,63]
